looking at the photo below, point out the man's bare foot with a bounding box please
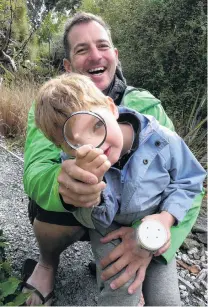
[22,262,55,306]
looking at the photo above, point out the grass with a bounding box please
[0,78,39,148]
[0,77,207,167]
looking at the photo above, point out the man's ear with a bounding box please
[106,96,119,119]
[114,48,119,65]
[63,58,72,72]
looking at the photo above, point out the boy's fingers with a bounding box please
[84,148,104,162]
[96,160,111,178]
[154,239,171,256]
[89,154,108,168]
[76,144,94,158]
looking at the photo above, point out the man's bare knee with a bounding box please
[33,219,86,252]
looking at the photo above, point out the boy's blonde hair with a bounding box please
[35,73,109,146]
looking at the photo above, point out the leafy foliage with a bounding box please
[0,229,29,306]
[81,0,206,115]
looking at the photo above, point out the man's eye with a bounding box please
[98,44,110,50]
[76,49,87,54]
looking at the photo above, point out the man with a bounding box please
[23,12,203,306]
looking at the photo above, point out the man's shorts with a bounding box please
[28,198,83,226]
[28,198,90,241]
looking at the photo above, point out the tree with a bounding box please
[81,0,206,114]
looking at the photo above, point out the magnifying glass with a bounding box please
[63,111,107,151]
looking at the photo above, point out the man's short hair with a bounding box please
[63,12,113,59]
[35,73,109,146]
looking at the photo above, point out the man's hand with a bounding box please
[141,211,175,256]
[58,145,111,208]
[100,227,152,294]
[58,159,105,207]
[76,145,111,182]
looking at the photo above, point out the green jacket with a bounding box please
[24,86,204,263]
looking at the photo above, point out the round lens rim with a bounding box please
[63,111,107,150]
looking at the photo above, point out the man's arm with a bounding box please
[23,104,103,211]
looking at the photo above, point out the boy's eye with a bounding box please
[94,120,104,131]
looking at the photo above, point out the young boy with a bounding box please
[35,73,205,305]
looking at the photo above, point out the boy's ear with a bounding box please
[106,96,119,119]
[63,58,72,72]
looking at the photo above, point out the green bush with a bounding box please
[0,230,29,306]
[80,0,206,115]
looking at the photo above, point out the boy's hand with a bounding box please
[141,211,176,256]
[76,145,111,182]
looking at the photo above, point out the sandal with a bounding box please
[21,258,54,305]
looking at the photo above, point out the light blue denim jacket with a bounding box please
[62,107,206,229]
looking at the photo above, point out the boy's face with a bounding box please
[90,101,123,165]
[63,21,118,91]
[63,99,123,166]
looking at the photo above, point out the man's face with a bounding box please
[63,21,118,91]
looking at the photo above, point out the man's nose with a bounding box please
[88,46,102,62]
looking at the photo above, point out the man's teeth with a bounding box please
[88,67,105,74]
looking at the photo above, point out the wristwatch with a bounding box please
[135,220,168,253]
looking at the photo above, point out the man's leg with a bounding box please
[142,257,181,306]
[89,224,142,306]
[23,201,87,305]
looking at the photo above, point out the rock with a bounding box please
[192,217,207,233]
[179,285,187,290]
[181,254,193,265]
[196,269,208,281]
[196,233,207,245]
[187,247,199,255]
[182,238,200,250]
[201,280,208,289]
[180,290,188,298]
[201,255,206,262]
[193,252,201,260]
[178,276,195,291]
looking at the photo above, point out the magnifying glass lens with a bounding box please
[63,112,107,149]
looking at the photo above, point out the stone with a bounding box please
[182,238,200,250]
[192,216,207,234]
[196,269,208,281]
[201,280,208,289]
[193,252,201,260]
[196,233,207,245]
[178,276,195,291]
[187,247,199,255]
[180,290,188,298]
[181,254,193,265]
[179,285,187,290]
[201,255,206,262]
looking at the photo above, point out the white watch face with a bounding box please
[138,220,168,251]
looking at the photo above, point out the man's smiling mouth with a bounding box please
[88,67,106,75]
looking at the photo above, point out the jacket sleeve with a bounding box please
[159,134,206,222]
[126,89,206,264]
[23,103,65,212]
[123,88,175,131]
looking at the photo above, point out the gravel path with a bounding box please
[0,142,207,306]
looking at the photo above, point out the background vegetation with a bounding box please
[0,0,206,152]
[0,0,206,300]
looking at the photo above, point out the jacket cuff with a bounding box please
[159,203,188,224]
[59,194,78,212]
